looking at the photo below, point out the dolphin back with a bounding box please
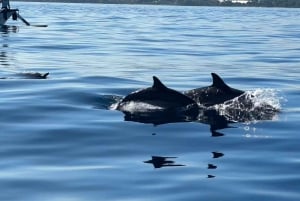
[211,73,244,95]
[184,73,245,106]
[117,76,197,113]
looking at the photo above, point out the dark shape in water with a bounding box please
[0,72,50,79]
[211,130,224,137]
[212,152,224,159]
[0,25,18,33]
[208,164,217,169]
[122,97,278,139]
[184,73,244,107]
[123,109,197,126]
[123,106,231,138]
[17,72,49,79]
[144,156,185,169]
[198,109,234,132]
[116,76,198,117]
[113,73,279,131]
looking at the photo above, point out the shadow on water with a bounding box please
[144,156,185,169]
[0,44,9,67]
[0,27,10,68]
[1,25,19,72]
[119,107,237,178]
[120,103,278,135]
[0,25,19,34]
[143,152,224,178]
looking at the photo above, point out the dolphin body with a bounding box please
[17,72,49,79]
[0,72,49,79]
[116,76,198,116]
[184,73,244,107]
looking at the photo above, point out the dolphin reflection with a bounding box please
[144,156,185,169]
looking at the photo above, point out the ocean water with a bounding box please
[1,2,300,201]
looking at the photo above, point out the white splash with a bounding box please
[213,88,283,122]
[245,88,282,110]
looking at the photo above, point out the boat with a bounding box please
[0,0,33,26]
[0,0,18,25]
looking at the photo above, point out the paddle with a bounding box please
[17,13,30,26]
[17,13,48,27]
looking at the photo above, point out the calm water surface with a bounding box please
[1,2,300,201]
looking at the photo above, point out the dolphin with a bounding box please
[116,76,198,115]
[0,72,49,79]
[184,73,244,107]
[17,72,49,79]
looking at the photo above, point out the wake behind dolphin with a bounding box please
[214,88,281,122]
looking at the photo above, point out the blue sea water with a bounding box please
[1,2,300,201]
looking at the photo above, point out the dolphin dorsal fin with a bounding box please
[211,73,230,90]
[152,76,167,90]
[43,72,49,79]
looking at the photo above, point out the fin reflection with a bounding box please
[144,156,185,169]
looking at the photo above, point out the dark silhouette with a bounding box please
[122,103,277,137]
[212,152,224,158]
[0,72,50,79]
[114,73,279,141]
[0,25,18,33]
[108,73,279,178]
[123,109,197,126]
[16,72,49,79]
[207,152,224,178]
[116,76,198,118]
[184,73,244,107]
[208,164,217,169]
[13,0,300,8]
[246,0,300,8]
[122,106,231,137]
[198,109,233,130]
[144,156,185,168]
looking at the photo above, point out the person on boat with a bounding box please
[1,0,10,9]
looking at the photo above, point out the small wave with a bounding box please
[96,95,122,110]
[246,89,282,110]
